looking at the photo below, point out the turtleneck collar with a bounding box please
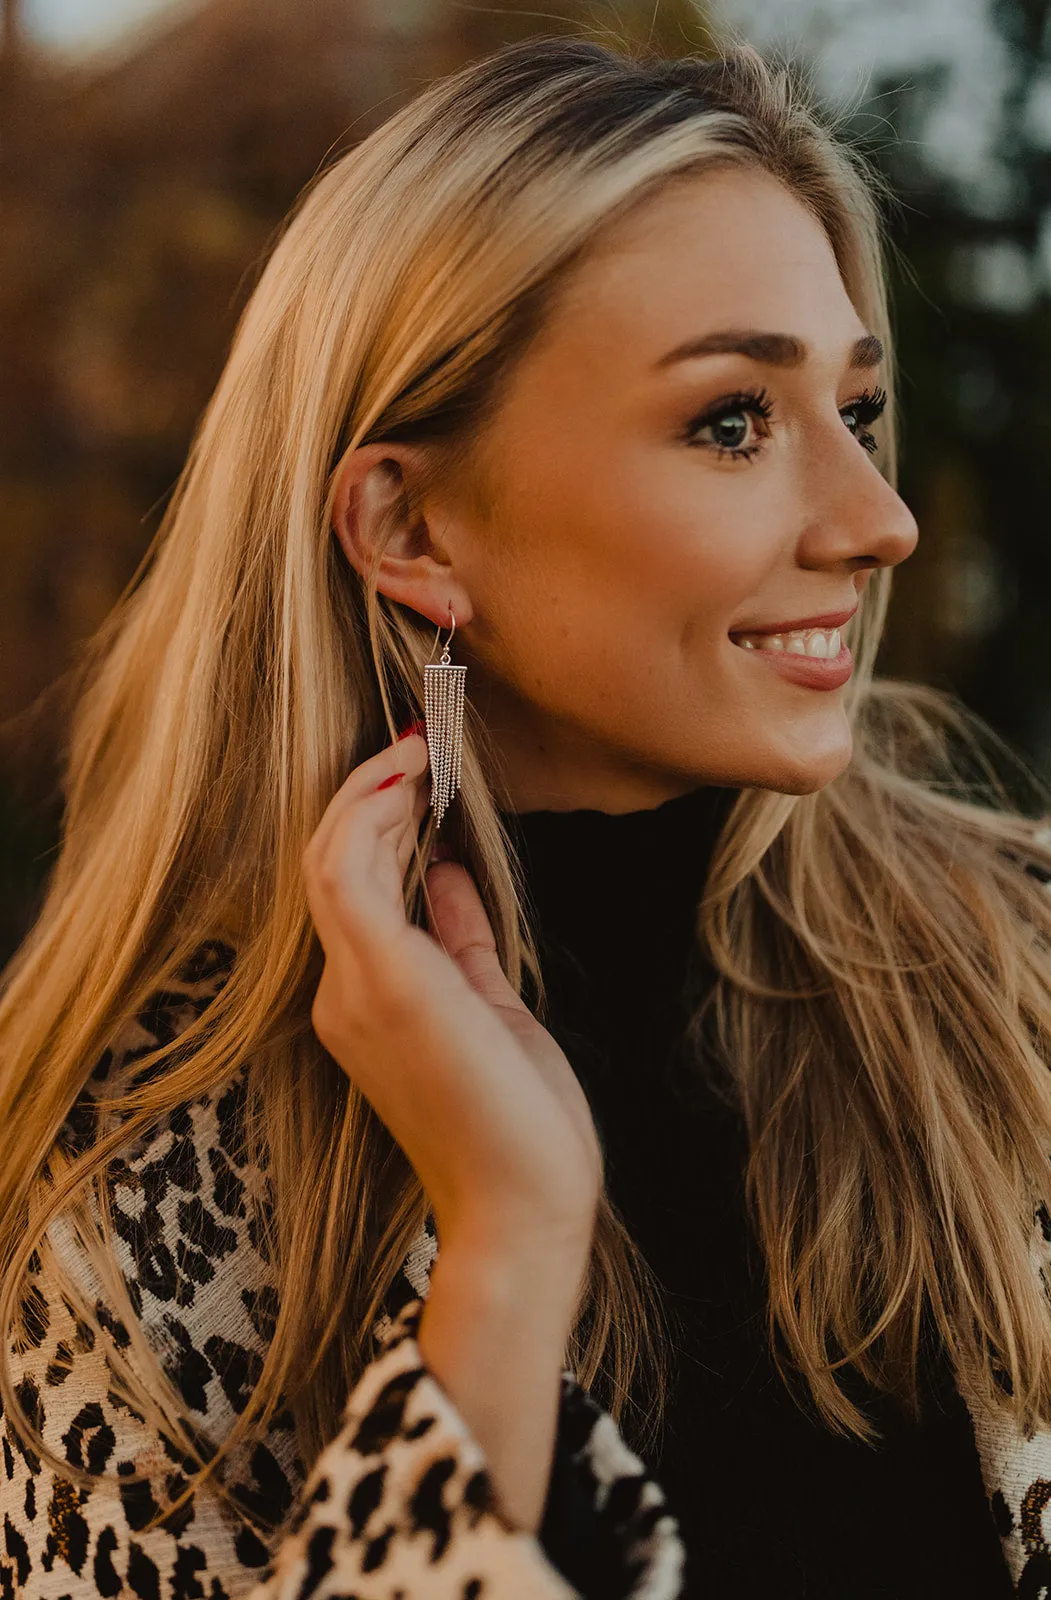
[499,783,737,1032]
[501,781,733,901]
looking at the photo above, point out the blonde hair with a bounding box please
[4,36,1051,1526]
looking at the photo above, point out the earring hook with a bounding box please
[433,603,456,667]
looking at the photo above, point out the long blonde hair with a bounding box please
[5,37,1051,1518]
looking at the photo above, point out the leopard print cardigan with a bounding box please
[0,941,683,1600]
[5,920,1051,1599]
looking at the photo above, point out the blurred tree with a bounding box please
[2,0,21,61]
[845,0,1051,777]
[434,0,713,59]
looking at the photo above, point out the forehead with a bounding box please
[534,164,865,375]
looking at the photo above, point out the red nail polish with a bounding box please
[396,717,427,741]
[377,771,405,791]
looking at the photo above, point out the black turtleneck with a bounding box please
[500,784,1013,1600]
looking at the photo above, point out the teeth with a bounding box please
[739,627,842,657]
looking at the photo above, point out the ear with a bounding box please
[331,443,473,633]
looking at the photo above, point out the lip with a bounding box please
[729,605,858,637]
[734,639,854,691]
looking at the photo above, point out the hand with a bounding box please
[302,732,602,1262]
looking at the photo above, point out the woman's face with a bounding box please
[389,165,918,813]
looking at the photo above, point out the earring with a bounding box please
[424,604,466,829]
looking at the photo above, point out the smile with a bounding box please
[729,623,854,690]
[733,626,842,658]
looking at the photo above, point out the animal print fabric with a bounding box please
[0,942,684,1599]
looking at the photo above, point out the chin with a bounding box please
[751,729,854,796]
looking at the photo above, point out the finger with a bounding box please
[306,777,422,947]
[395,775,432,878]
[309,733,430,862]
[423,860,526,1014]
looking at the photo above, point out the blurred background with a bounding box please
[2,0,1050,959]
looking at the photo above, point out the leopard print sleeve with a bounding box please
[0,946,685,1599]
[249,1298,683,1600]
[0,1251,683,1600]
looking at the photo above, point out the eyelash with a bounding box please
[685,384,888,461]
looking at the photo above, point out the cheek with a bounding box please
[485,406,786,636]
[466,438,851,794]
[474,467,776,719]
[608,442,784,596]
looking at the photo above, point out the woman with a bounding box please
[2,33,1051,1600]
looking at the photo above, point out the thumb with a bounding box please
[424,859,524,1012]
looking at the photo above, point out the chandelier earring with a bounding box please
[424,604,466,829]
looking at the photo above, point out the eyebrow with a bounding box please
[654,329,884,371]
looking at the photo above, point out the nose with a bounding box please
[796,435,919,576]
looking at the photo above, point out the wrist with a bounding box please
[439,1194,596,1281]
[428,1217,592,1327]
[417,1223,584,1536]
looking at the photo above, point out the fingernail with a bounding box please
[377,771,405,791]
[396,717,426,741]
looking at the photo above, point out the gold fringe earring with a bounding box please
[424,604,466,829]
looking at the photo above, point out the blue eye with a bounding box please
[685,383,888,461]
[840,385,887,454]
[685,387,774,461]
